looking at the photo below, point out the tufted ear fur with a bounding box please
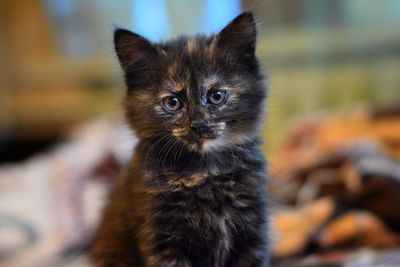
[214,12,257,59]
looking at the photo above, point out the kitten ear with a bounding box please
[215,12,257,57]
[114,28,159,72]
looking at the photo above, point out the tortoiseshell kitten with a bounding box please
[90,12,269,267]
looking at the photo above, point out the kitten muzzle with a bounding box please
[189,122,217,140]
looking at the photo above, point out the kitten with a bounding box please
[90,12,269,267]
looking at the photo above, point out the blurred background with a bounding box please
[0,0,399,266]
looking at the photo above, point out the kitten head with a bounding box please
[115,12,266,154]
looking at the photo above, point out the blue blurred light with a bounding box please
[131,0,170,41]
[204,0,241,34]
[45,0,74,19]
[390,0,400,22]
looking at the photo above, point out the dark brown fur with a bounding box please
[90,12,269,267]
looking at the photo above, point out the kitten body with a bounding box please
[91,13,269,267]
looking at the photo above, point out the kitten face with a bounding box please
[115,12,266,153]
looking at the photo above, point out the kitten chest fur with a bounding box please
[126,143,268,266]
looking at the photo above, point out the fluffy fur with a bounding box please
[90,12,269,267]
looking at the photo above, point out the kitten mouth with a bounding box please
[186,131,218,143]
[175,133,218,150]
[183,135,223,153]
[185,137,212,147]
[190,133,219,144]
[196,138,212,147]
[178,123,226,151]
[198,134,217,140]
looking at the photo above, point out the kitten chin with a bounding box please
[199,132,255,153]
[90,12,270,267]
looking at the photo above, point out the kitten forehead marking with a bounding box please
[167,60,191,93]
[186,38,197,55]
[167,80,185,93]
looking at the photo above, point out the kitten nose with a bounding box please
[190,122,212,137]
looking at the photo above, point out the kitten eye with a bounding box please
[207,90,227,105]
[162,96,182,112]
